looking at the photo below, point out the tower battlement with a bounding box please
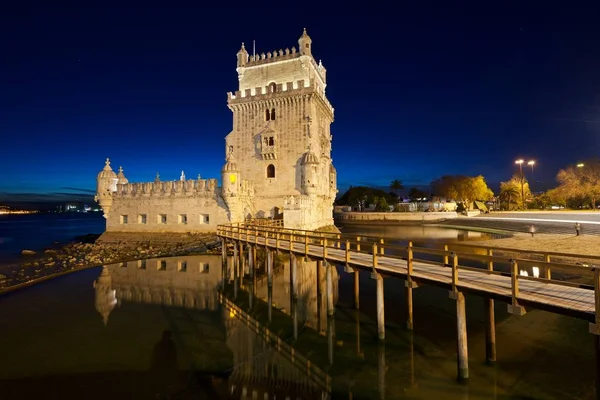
[227,78,333,114]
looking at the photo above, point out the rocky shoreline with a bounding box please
[0,232,221,290]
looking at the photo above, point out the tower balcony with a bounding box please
[261,145,277,160]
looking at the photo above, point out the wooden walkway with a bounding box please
[218,224,600,322]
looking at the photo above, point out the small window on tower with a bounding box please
[271,108,275,120]
[265,109,270,121]
[266,164,275,178]
[269,82,276,93]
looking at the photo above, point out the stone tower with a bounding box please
[226,29,337,229]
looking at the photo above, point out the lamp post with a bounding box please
[527,160,535,192]
[515,160,525,210]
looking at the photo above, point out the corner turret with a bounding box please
[298,28,312,56]
[301,150,319,195]
[95,158,118,218]
[237,42,249,67]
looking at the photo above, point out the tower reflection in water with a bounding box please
[93,254,333,399]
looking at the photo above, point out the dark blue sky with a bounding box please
[2,4,600,202]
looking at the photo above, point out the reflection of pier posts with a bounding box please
[378,342,386,400]
[355,309,362,357]
[233,246,238,299]
[268,284,273,323]
[317,260,324,333]
[292,298,298,341]
[354,270,360,309]
[409,331,416,387]
[406,241,415,330]
[327,316,335,365]
[248,244,254,277]
[267,248,273,287]
[326,262,334,316]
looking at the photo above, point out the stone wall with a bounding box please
[106,196,230,232]
[335,212,456,223]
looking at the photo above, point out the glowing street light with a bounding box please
[577,163,585,168]
[514,159,533,210]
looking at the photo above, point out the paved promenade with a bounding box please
[440,212,600,236]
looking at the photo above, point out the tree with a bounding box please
[555,159,600,209]
[500,175,532,210]
[390,179,404,198]
[431,175,493,210]
[408,187,428,201]
[375,196,389,212]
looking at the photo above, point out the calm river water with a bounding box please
[0,224,595,399]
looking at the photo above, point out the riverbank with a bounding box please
[0,231,220,291]
[471,232,600,262]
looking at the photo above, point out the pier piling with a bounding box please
[456,291,469,380]
[376,274,385,340]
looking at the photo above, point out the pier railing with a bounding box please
[217,222,600,320]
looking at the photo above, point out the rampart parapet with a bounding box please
[227,79,333,113]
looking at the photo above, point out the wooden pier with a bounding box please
[218,222,600,395]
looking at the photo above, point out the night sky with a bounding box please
[2,4,600,204]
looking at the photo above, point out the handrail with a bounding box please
[217,223,598,315]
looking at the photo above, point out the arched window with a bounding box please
[269,82,277,93]
[271,108,276,120]
[266,164,275,178]
[268,137,274,146]
[265,109,270,121]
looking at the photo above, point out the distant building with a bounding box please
[95,29,337,232]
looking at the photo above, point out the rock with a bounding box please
[21,249,36,255]
[44,249,57,254]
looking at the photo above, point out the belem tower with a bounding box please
[95,29,337,232]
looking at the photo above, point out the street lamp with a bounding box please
[527,160,536,192]
[577,163,585,168]
[515,160,525,210]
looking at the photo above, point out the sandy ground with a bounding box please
[474,232,600,259]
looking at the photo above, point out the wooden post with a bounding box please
[485,248,496,363]
[356,236,361,252]
[267,248,273,288]
[291,254,298,299]
[233,244,238,299]
[484,297,496,364]
[337,234,341,249]
[323,238,328,260]
[354,269,360,309]
[406,241,414,330]
[317,260,324,333]
[444,244,449,265]
[276,232,280,250]
[508,259,526,316]
[326,262,334,316]
[451,252,459,294]
[545,254,552,280]
[456,291,469,381]
[248,244,254,277]
[380,238,385,255]
[304,234,309,256]
[376,273,385,340]
[589,268,600,400]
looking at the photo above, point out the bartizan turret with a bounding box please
[221,150,243,221]
[117,166,128,184]
[298,28,312,56]
[95,158,118,218]
[301,149,320,195]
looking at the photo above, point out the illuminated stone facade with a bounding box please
[95,29,337,232]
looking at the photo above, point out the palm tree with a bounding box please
[500,182,520,211]
[390,179,404,199]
